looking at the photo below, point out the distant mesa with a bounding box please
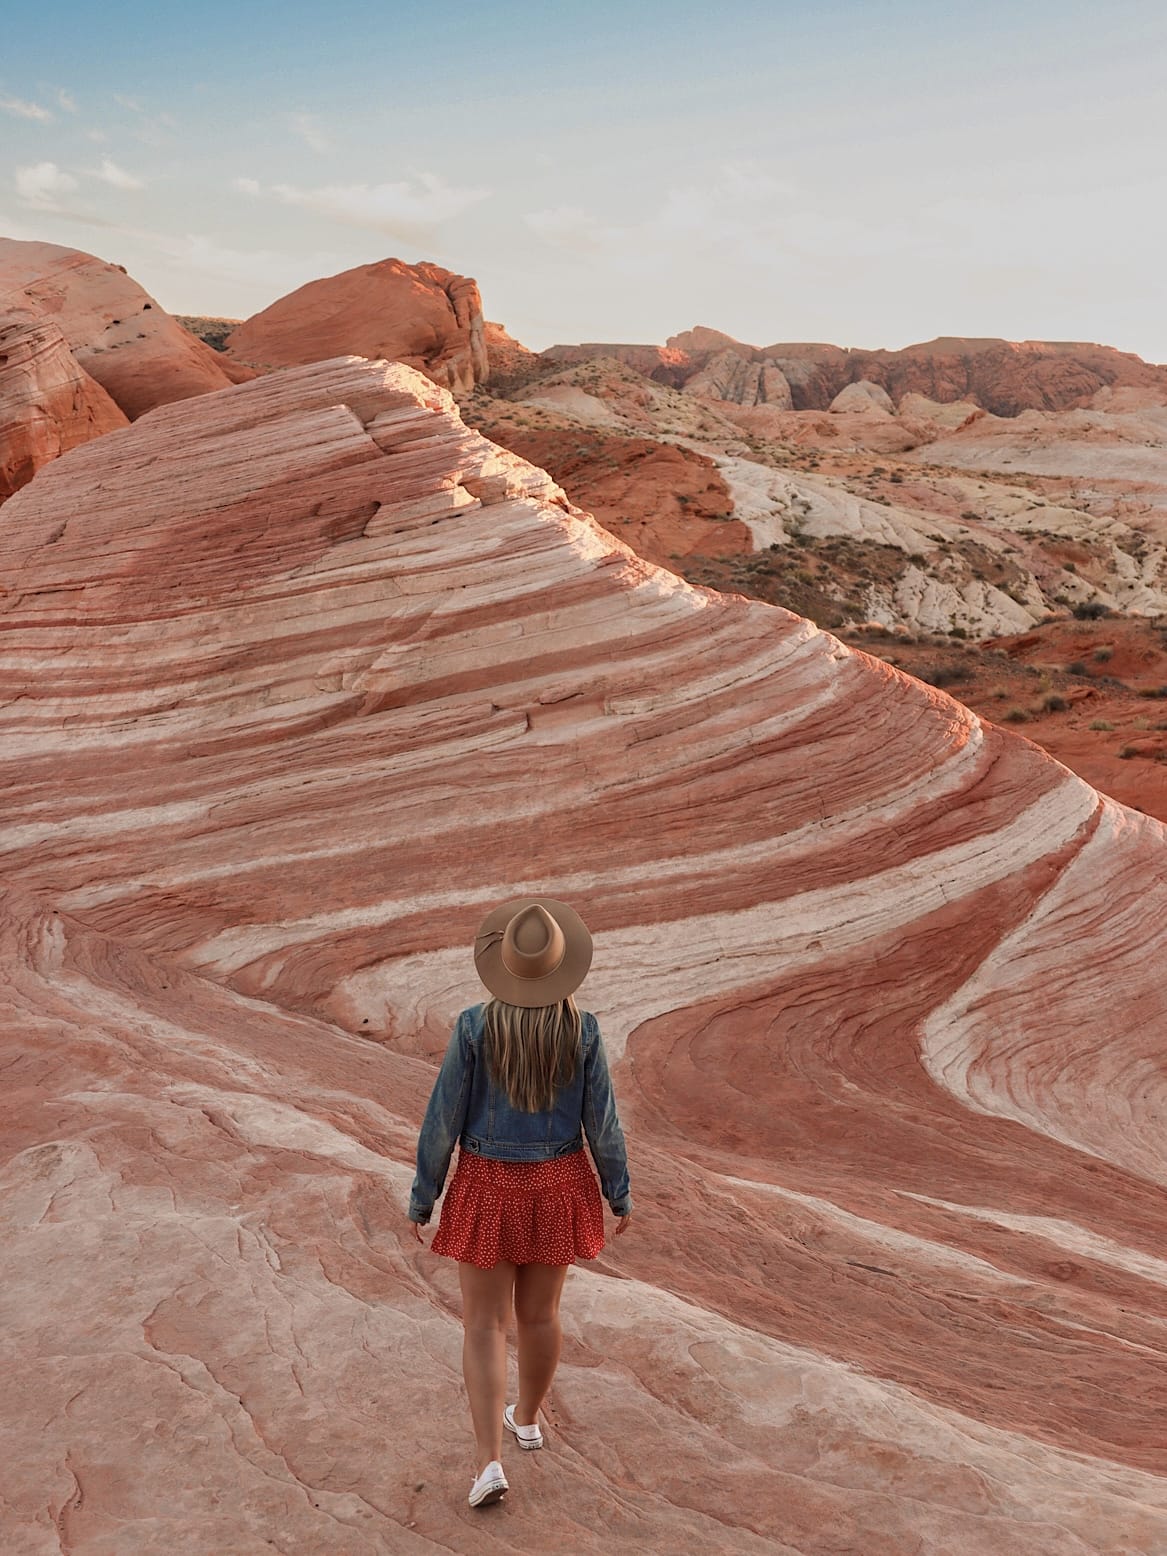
[224,257,489,393]
[542,326,1167,418]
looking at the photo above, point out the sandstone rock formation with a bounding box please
[0,238,252,421]
[838,337,1167,418]
[683,348,793,408]
[3,357,1167,1553]
[829,379,895,415]
[479,424,752,562]
[0,308,127,499]
[225,258,489,393]
[549,328,1167,417]
[539,340,691,386]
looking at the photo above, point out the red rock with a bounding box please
[2,359,1167,1551]
[555,328,1167,416]
[0,309,127,499]
[0,238,253,421]
[482,424,751,562]
[226,257,489,392]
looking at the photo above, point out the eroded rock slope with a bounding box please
[2,360,1166,1554]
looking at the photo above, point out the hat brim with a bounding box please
[473,896,593,1007]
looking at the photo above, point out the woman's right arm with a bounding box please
[581,1016,633,1217]
[409,1011,475,1224]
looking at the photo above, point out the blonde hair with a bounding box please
[483,995,582,1112]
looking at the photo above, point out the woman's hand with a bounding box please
[613,1213,632,1237]
[411,1220,427,1243]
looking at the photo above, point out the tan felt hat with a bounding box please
[473,897,593,1007]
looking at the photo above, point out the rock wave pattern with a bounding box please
[3,359,1166,1554]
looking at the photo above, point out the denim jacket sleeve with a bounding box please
[409,1011,474,1224]
[582,1017,633,1216]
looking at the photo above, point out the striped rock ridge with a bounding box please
[3,358,1167,1555]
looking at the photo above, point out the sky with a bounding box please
[2,0,1165,359]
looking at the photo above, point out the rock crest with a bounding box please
[225,257,489,392]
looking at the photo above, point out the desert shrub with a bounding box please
[1089,719,1115,731]
[949,625,967,639]
[1064,561,1078,573]
[1093,646,1114,662]
[1066,660,1088,675]
[889,472,904,483]
[1040,693,1069,712]
[961,510,979,521]
[1118,745,1136,759]
[1137,686,1167,699]
[1073,601,1111,619]
[1002,707,1030,723]
[918,664,971,687]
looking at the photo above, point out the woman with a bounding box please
[408,896,634,1509]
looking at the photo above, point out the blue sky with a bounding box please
[3,0,1165,359]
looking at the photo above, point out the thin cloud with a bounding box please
[113,93,144,112]
[524,205,604,252]
[15,161,79,210]
[258,171,491,241]
[232,176,261,195]
[148,230,351,296]
[289,112,329,153]
[57,88,79,113]
[0,94,53,122]
[92,157,146,190]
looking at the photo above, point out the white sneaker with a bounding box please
[503,1403,544,1450]
[468,1459,508,1508]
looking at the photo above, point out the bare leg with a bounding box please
[458,1259,516,1474]
[514,1262,570,1426]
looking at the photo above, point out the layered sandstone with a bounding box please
[548,327,1167,416]
[0,238,252,421]
[0,309,127,499]
[683,348,794,408]
[226,258,489,392]
[3,360,1167,1553]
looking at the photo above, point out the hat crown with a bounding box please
[501,905,565,980]
[473,896,592,1007]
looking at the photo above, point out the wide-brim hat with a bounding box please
[473,897,593,1007]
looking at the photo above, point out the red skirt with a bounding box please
[430,1147,605,1269]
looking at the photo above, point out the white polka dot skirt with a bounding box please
[430,1148,606,1268]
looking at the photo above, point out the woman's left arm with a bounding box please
[408,1011,475,1227]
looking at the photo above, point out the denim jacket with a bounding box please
[409,1003,633,1224]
